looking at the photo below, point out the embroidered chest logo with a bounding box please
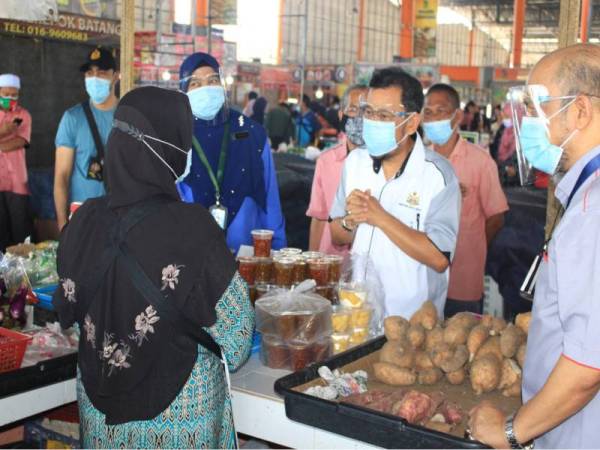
[406,191,420,207]
[239,115,244,127]
[91,49,101,60]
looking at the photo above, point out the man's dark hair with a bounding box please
[426,83,460,110]
[369,67,424,112]
[248,91,258,100]
[302,94,311,107]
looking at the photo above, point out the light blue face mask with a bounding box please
[187,85,225,120]
[362,115,413,158]
[423,111,457,145]
[519,116,578,175]
[85,77,112,104]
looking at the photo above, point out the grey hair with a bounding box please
[341,83,368,108]
[555,45,600,99]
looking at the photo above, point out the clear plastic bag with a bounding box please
[337,253,386,338]
[255,281,333,370]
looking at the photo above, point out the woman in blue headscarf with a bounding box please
[178,52,286,253]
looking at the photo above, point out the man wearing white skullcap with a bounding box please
[0,73,33,252]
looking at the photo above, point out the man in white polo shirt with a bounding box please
[330,67,461,318]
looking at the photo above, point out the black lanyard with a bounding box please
[192,123,231,204]
[566,152,600,209]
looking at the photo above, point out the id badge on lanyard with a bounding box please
[209,198,229,230]
[193,124,231,231]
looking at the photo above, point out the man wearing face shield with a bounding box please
[306,84,367,256]
[54,47,119,231]
[423,84,508,317]
[0,73,33,252]
[330,67,461,318]
[469,44,600,449]
[178,52,286,253]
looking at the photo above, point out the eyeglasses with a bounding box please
[360,102,408,122]
[343,105,360,116]
[184,73,222,90]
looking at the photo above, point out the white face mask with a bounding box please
[113,119,191,183]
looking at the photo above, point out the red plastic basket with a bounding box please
[0,327,32,373]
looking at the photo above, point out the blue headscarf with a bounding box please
[179,52,220,92]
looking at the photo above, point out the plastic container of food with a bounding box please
[237,256,257,285]
[292,257,308,284]
[308,259,330,287]
[350,305,373,329]
[338,282,368,309]
[252,229,274,257]
[261,335,289,369]
[254,257,273,284]
[331,305,352,333]
[274,257,295,287]
[349,327,369,346]
[325,255,344,283]
[331,333,351,354]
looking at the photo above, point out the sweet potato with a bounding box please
[516,343,527,369]
[426,420,453,434]
[447,312,479,330]
[374,362,417,386]
[431,343,454,369]
[380,341,415,369]
[474,336,503,362]
[440,345,469,373]
[425,327,444,352]
[392,390,445,425]
[408,324,427,349]
[439,401,464,425]
[415,351,435,370]
[384,316,410,341]
[443,323,469,346]
[481,315,507,335]
[467,325,490,361]
[410,300,438,331]
[446,367,466,385]
[515,312,532,335]
[418,367,444,385]
[500,325,526,358]
[502,380,522,398]
[470,354,501,395]
[498,359,522,390]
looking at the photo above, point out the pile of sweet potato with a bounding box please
[374,301,531,398]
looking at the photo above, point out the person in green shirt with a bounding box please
[265,102,295,150]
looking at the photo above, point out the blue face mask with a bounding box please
[187,85,225,120]
[85,77,112,104]
[519,116,577,175]
[423,112,457,145]
[362,115,413,158]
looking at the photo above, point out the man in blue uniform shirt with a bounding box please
[178,52,286,253]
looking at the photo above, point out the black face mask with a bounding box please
[340,113,349,131]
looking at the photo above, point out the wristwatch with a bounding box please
[341,216,355,233]
[505,414,534,449]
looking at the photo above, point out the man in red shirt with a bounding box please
[423,84,508,316]
[0,74,32,252]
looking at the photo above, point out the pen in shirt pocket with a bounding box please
[416,213,420,230]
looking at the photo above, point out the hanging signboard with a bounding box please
[0,12,119,43]
[414,0,437,59]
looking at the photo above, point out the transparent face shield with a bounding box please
[180,67,230,125]
[509,84,579,184]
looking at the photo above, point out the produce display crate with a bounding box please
[275,336,518,449]
[0,327,32,373]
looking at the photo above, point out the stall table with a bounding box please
[0,353,379,449]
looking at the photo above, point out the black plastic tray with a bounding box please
[274,336,486,449]
[0,352,77,400]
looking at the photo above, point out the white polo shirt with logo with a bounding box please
[330,135,461,318]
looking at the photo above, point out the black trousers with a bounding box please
[0,191,33,252]
[444,296,484,319]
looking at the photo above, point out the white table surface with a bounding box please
[0,352,379,449]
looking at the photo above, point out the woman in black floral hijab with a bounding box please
[54,87,254,449]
